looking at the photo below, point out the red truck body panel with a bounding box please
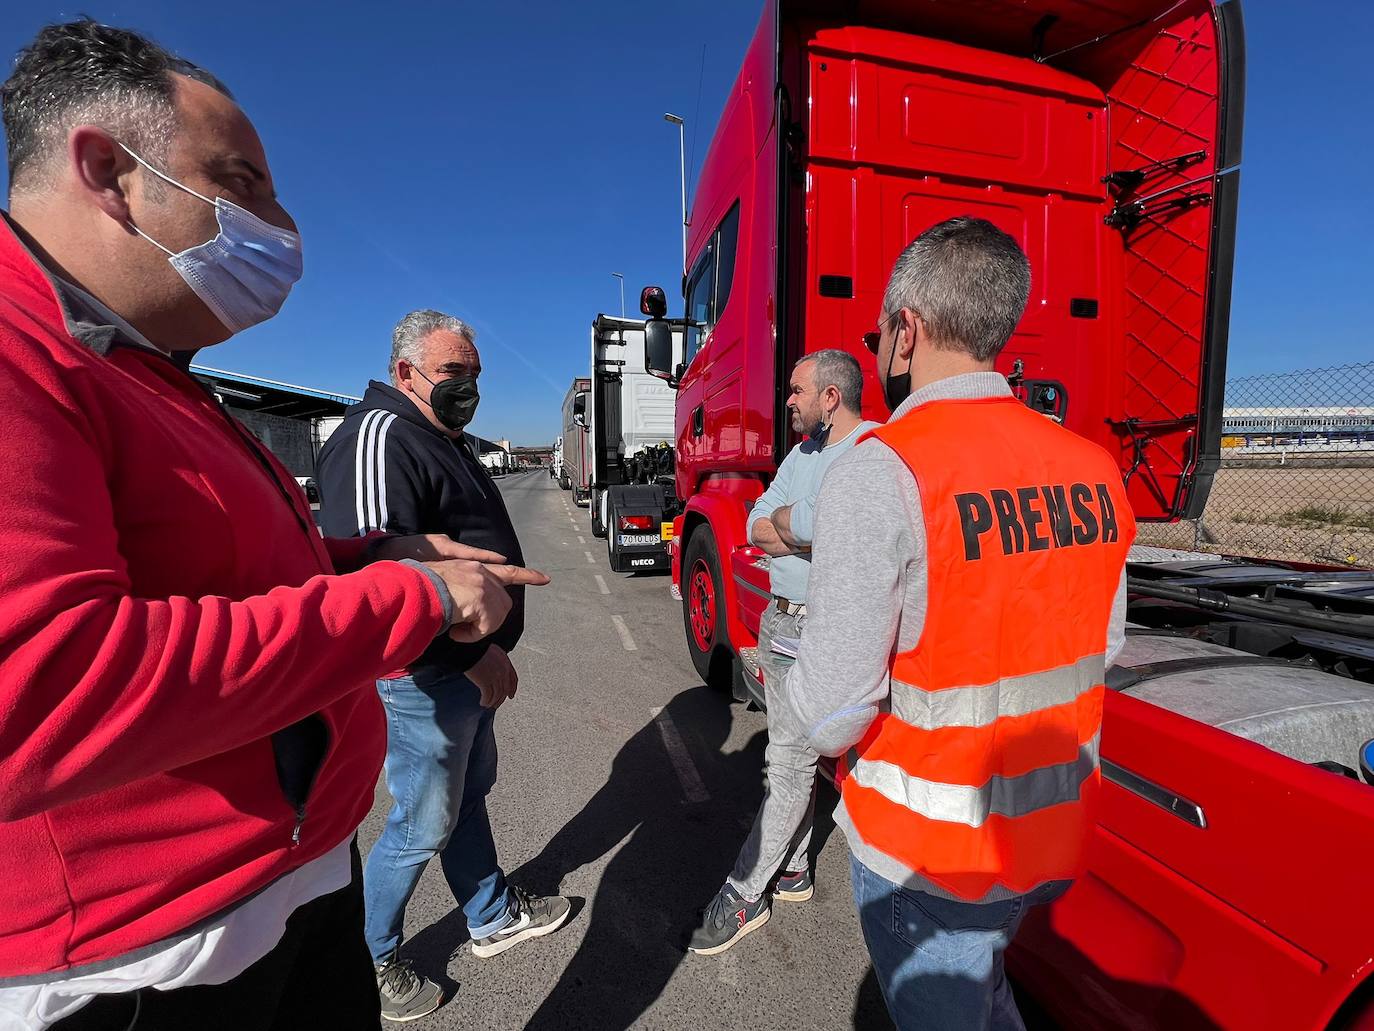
[662,2,1374,1028]
[1013,692,1374,1030]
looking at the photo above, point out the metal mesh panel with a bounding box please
[1137,363,1374,566]
[227,407,315,479]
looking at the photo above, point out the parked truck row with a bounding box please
[559,324,681,572]
[554,1,1374,1028]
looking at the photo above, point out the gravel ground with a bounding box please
[1138,464,1374,565]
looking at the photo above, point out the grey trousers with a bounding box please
[728,604,819,900]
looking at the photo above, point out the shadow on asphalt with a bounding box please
[398,682,903,1029]
[515,685,770,1030]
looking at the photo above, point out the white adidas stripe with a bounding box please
[353,410,396,533]
[374,412,395,531]
[353,410,380,533]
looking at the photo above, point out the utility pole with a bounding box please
[664,113,688,269]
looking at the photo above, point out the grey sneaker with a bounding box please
[687,883,770,955]
[375,952,443,1023]
[775,868,814,903]
[470,886,573,959]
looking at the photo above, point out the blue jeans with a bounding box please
[850,853,1066,1031]
[362,671,512,963]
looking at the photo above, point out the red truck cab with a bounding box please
[641,2,1374,1028]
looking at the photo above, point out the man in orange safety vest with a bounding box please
[786,216,1133,1031]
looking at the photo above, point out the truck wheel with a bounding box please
[591,488,608,539]
[605,492,621,571]
[681,529,733,691]
[559,472,570,491]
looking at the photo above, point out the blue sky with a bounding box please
[2,1,1370,444]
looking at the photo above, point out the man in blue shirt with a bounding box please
[689,349,879,955]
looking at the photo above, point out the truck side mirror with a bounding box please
[640,285,668,318]
[644,319,677,386]
[572,391,587,428]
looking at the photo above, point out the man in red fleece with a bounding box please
[0,19,545,1031]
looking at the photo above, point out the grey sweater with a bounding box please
[783,371,1127,898]
[746,420,881,602]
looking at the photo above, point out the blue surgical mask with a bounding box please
[120,144,303,334]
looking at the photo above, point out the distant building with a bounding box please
[1222,407,1374,439]
[190,365,359,483]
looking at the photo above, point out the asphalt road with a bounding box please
[354,470,897,1030]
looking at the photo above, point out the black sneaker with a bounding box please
[687,883,770,955]
[375,951,443,1023]
[775,868,814,903]
[470,885,572,959]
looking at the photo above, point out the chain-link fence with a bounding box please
[1136,362,1374,567]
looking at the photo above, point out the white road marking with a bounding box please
[610,614,637,651]
[594,574,610,595]
[584,551,595,564]
[577,535,587,545]
[650,705,710,803]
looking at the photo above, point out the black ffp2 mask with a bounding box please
[415,369,480,432]
[882,334,911,414]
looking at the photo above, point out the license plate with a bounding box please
[618,533,660,547]
[661,522,675,541]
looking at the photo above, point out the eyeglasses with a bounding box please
[863,309,904,355]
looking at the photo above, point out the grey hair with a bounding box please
[881,216,1031,362]
[390,309,477,382]
[797,349,863,414]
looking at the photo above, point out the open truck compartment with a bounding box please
[1115,626,1374,771]
[781,0,1242,522]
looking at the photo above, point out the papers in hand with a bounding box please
[770,634,801,659]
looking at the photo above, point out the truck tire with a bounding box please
[681,528,733,691]
[591,488,608,539]
[606,496,622,572]
[559,472,571,491]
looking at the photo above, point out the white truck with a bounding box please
[478,448,510,477]
[585,315,680,573]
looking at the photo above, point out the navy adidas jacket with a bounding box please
[317,380,525,673]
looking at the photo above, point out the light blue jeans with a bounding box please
[727,604,816,899]
[850,853,1066,1031]
[362,670,513,963]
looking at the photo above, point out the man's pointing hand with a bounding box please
[421,558,550,643]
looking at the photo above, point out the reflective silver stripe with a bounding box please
[848,735,1100,829]
[889,653,1105,731]
[835,799,1043,903]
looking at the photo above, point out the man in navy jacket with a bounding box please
[319,310,571,1021]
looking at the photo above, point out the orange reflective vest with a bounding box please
[837,395,1134,901]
